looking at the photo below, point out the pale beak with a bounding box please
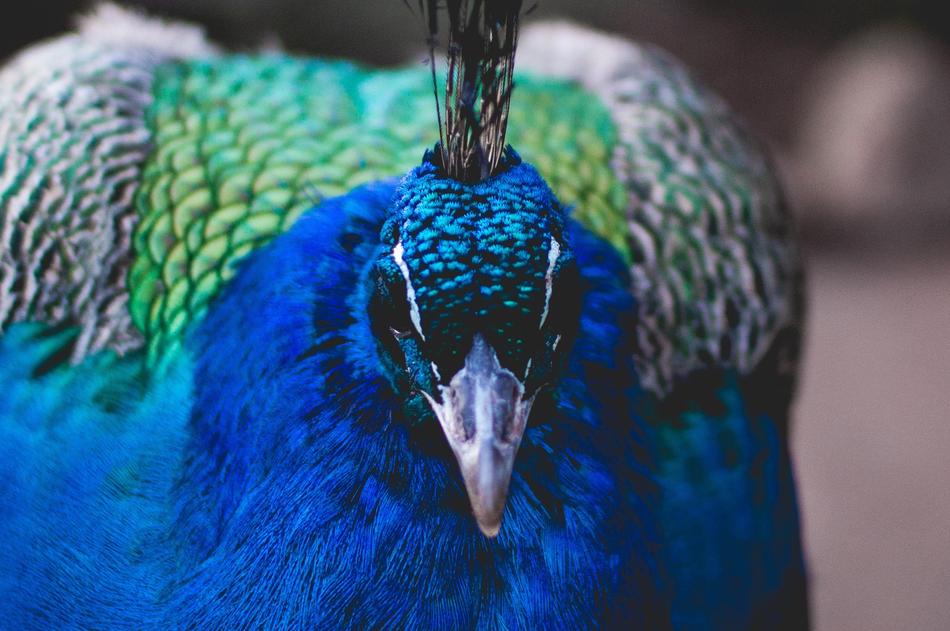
[423,334,535,537]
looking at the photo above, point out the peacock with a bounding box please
[0,2,808,629]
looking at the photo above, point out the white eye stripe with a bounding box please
[392,241,426,341]
[539,238,561,330]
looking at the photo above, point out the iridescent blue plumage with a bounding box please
[172,177,667,627]
[0,323,191,628]
[651,363,808,629]
[0,3,809,628]
[0,180,669,627]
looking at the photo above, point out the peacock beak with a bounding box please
[423,334,534,537]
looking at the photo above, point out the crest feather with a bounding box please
[409,0,527,183]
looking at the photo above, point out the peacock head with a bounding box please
[368,147,581,536]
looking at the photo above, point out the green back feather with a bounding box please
[1,18,799,396]
[130,56,628,361]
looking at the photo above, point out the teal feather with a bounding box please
[0,323,192,628]
[0,6,807,629]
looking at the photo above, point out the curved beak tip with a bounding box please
[424,335,535,538]
[470,483,508,537]
[477,519,502,538]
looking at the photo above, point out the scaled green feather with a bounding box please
[130,56,629,360]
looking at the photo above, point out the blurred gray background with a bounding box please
[4,2,949,629]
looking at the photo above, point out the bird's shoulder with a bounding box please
[0,322,191,627]
[0,11,801,400]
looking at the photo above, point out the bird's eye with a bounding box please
[381,286,414,341]
[390,326,412,341]
[372,287,414,345]
[368,258,419,365]
[543,258,582,339]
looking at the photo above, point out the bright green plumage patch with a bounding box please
[131,55,627,359]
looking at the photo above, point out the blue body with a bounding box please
[0,181,683,628]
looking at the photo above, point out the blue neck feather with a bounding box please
[168,179,669,627]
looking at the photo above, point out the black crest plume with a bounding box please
[411,0,525,183]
